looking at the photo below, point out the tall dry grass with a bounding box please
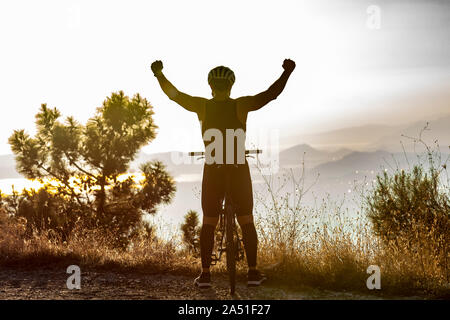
[251,147,449,296]
[0,207,196,275]
[254,193,448,295]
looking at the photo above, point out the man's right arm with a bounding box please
[236,59,296,113]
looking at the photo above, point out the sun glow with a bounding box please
[0,173,147,195]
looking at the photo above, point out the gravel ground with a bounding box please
[0,268,424,300]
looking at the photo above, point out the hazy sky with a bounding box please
[0,0,449,155]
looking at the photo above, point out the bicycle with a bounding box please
[189,149,262,294]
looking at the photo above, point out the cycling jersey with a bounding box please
[200,98,246,165]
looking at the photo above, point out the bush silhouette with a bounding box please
[180,210,200,254]
[366,165,449,257]
[7,91,176,248]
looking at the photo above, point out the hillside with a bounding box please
[289,115,450,152]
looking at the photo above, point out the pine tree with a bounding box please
[8,91,176,247]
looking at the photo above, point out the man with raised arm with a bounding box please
[151,59,295,288]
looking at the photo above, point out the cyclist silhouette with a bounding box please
[151,59,295,288]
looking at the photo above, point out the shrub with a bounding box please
[180,210,201,254]
[367,166,450,244]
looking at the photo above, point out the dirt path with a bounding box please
[0,268,418,300]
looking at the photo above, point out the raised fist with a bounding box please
[151,60,163,76]
[282,59,296,73]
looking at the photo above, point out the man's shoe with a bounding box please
[247,270,267,287]
[194,272,212,288]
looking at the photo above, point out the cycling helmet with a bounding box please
[208,66,235,85]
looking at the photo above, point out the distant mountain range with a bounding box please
[2,114,448,181]
[313,150,394,179]
[288,114,450,152]
[372,115,450,152]
[278,144,351,168]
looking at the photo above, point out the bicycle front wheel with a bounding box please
[225,203,236,295]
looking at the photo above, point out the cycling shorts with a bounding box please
[201,163,253,218]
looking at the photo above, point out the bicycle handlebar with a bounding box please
[188,149,262,157]
[188,151,205,157]
[246,149,263,155]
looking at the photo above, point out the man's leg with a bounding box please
[195,212,219,288]
[233,164,258,270]
[237,215,266,286]
[237,215,258,270]
[195,165,223,288]
[200,216,219,273]
[233,164,266,286]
